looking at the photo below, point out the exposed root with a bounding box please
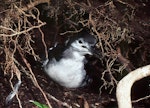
[47,93,72,108]
[0,0,51,107]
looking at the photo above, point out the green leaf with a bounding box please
[30,100,49,108]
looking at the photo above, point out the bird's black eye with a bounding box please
[78,40,83,44]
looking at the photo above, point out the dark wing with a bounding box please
[48,43,66,61]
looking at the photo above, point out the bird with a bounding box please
[42,31,99,88]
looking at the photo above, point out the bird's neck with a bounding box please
[63,47,85,62]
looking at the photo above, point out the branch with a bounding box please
[17,46,52,108]
[21,0,50,11]
[116,64,150,108]
[0,22,46,37]
[47,93,72,108]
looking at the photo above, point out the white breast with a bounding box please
[44,52,86,88]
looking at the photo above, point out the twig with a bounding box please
[17,46,52,108]
[132,95,150,103]
[6,72,22,108]
[60,29,83,35]
[1,0,51,107]
[47,93,72,108]
[21,0,50,11]
[38,27,48,59]
[115,0,135,9]
[0,22,46,37]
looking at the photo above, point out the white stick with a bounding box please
[116,65,150,108]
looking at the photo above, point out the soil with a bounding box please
[0,59,116,108]
[0,26,149,108]
[0,26,116,108]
